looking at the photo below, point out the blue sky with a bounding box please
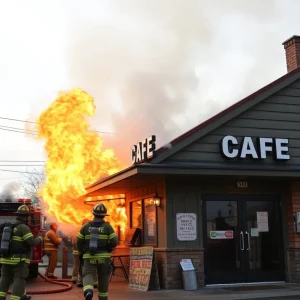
[0,0,298,195]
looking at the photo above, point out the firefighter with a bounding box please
[44,222,62,279]
[73,219,98,289]
[77,203,118,300]
[71,219,91,285]
[0,205,42,300]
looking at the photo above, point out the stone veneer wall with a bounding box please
[154,248,205,289]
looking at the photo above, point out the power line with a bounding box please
[0,169,44,174]
[0,160,46,162]
[0,165,44,167]
[0,127,37,135]
[0,116,114,135]
[0,125,37,133]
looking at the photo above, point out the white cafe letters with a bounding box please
[221,135,290,160]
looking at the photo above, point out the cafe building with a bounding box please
[84,35,300,289]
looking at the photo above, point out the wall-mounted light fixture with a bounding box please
[153,196,161,207]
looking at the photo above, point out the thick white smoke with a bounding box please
[62,0,291,165]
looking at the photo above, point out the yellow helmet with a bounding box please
[14,205,31,215]
[92,203,109,217]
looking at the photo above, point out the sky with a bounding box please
[0,0,299,196]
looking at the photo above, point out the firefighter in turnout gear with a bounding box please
[77,203,118,300]
[0,205,42,300]
[72,218,97,287]
[44,222,62,279]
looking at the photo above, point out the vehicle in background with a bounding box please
[0,198,46,278]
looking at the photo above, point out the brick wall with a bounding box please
[287,181,300,283]
[113,246,205,289]
[154,248,204,289]
[283,36,300,73]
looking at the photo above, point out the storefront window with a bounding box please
[130,198,157,246]
[131,200,142,228]
[143,198,157,245]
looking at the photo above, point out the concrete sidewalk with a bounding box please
[31,263,300,300]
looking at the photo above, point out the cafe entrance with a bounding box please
[203,194,285,285]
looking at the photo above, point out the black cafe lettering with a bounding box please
[221,135,290,160]
[131,135,156,165]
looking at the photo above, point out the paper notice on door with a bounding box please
[251,228,259,237]
[257,211,269,232]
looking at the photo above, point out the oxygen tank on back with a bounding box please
[0,226,13,256]
[89,227,99,255]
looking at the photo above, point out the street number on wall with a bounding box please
[237,181,248,188]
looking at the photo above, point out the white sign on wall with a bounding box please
[176,213,197,241]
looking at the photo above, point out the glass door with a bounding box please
[242,195,285,282]
[204,194,285,285]
[204,195,244,284]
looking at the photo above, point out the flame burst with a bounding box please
[37,88,127,235]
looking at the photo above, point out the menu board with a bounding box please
[129,247,153,291]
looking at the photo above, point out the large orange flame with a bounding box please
[36,88,127,235]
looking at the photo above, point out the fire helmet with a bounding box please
[14,205,31,215]
[50,222,58,229]
[92,203,109,217]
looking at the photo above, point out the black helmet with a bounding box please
[14,205,31,215]
[92,203,109,217]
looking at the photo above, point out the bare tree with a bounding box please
[18,168,45,203]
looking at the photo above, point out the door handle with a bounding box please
[240,231,244,250]
[245,231,250,251]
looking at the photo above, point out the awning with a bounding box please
[83,162,300,199]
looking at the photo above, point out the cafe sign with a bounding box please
[221,136,290,161]
[131,135,156,165]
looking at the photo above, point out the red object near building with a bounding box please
[0,198,46,278]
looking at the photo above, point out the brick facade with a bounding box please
[283,35,300,72]
[154,248,204,289]
[113,247,204,290]
[287,181,300,283]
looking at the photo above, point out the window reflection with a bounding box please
[131,201,142,228]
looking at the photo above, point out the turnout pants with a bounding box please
[83,258,110,300]
[72,254,80,282]
[45,250,58,277]
[0,261,29,300]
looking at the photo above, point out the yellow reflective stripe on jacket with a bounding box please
[23,232,33,241]
[84,234,108,240]
[0,257,30,264]
[0,292,7,297]
[77,232,84,239]
[44,236,58,251]
[12,236,23,242]
[98,292,108,297]
[73,250,79,255]
[83,253,111,259]
[109,233,116,239]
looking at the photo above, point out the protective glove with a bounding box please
[58,238,62,243]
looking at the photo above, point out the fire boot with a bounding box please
[93,280,98,288]
[84,289,93,300]
[21,295,31,300]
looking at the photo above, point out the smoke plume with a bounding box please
[0,181,20,201]
[62,0,287,165]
